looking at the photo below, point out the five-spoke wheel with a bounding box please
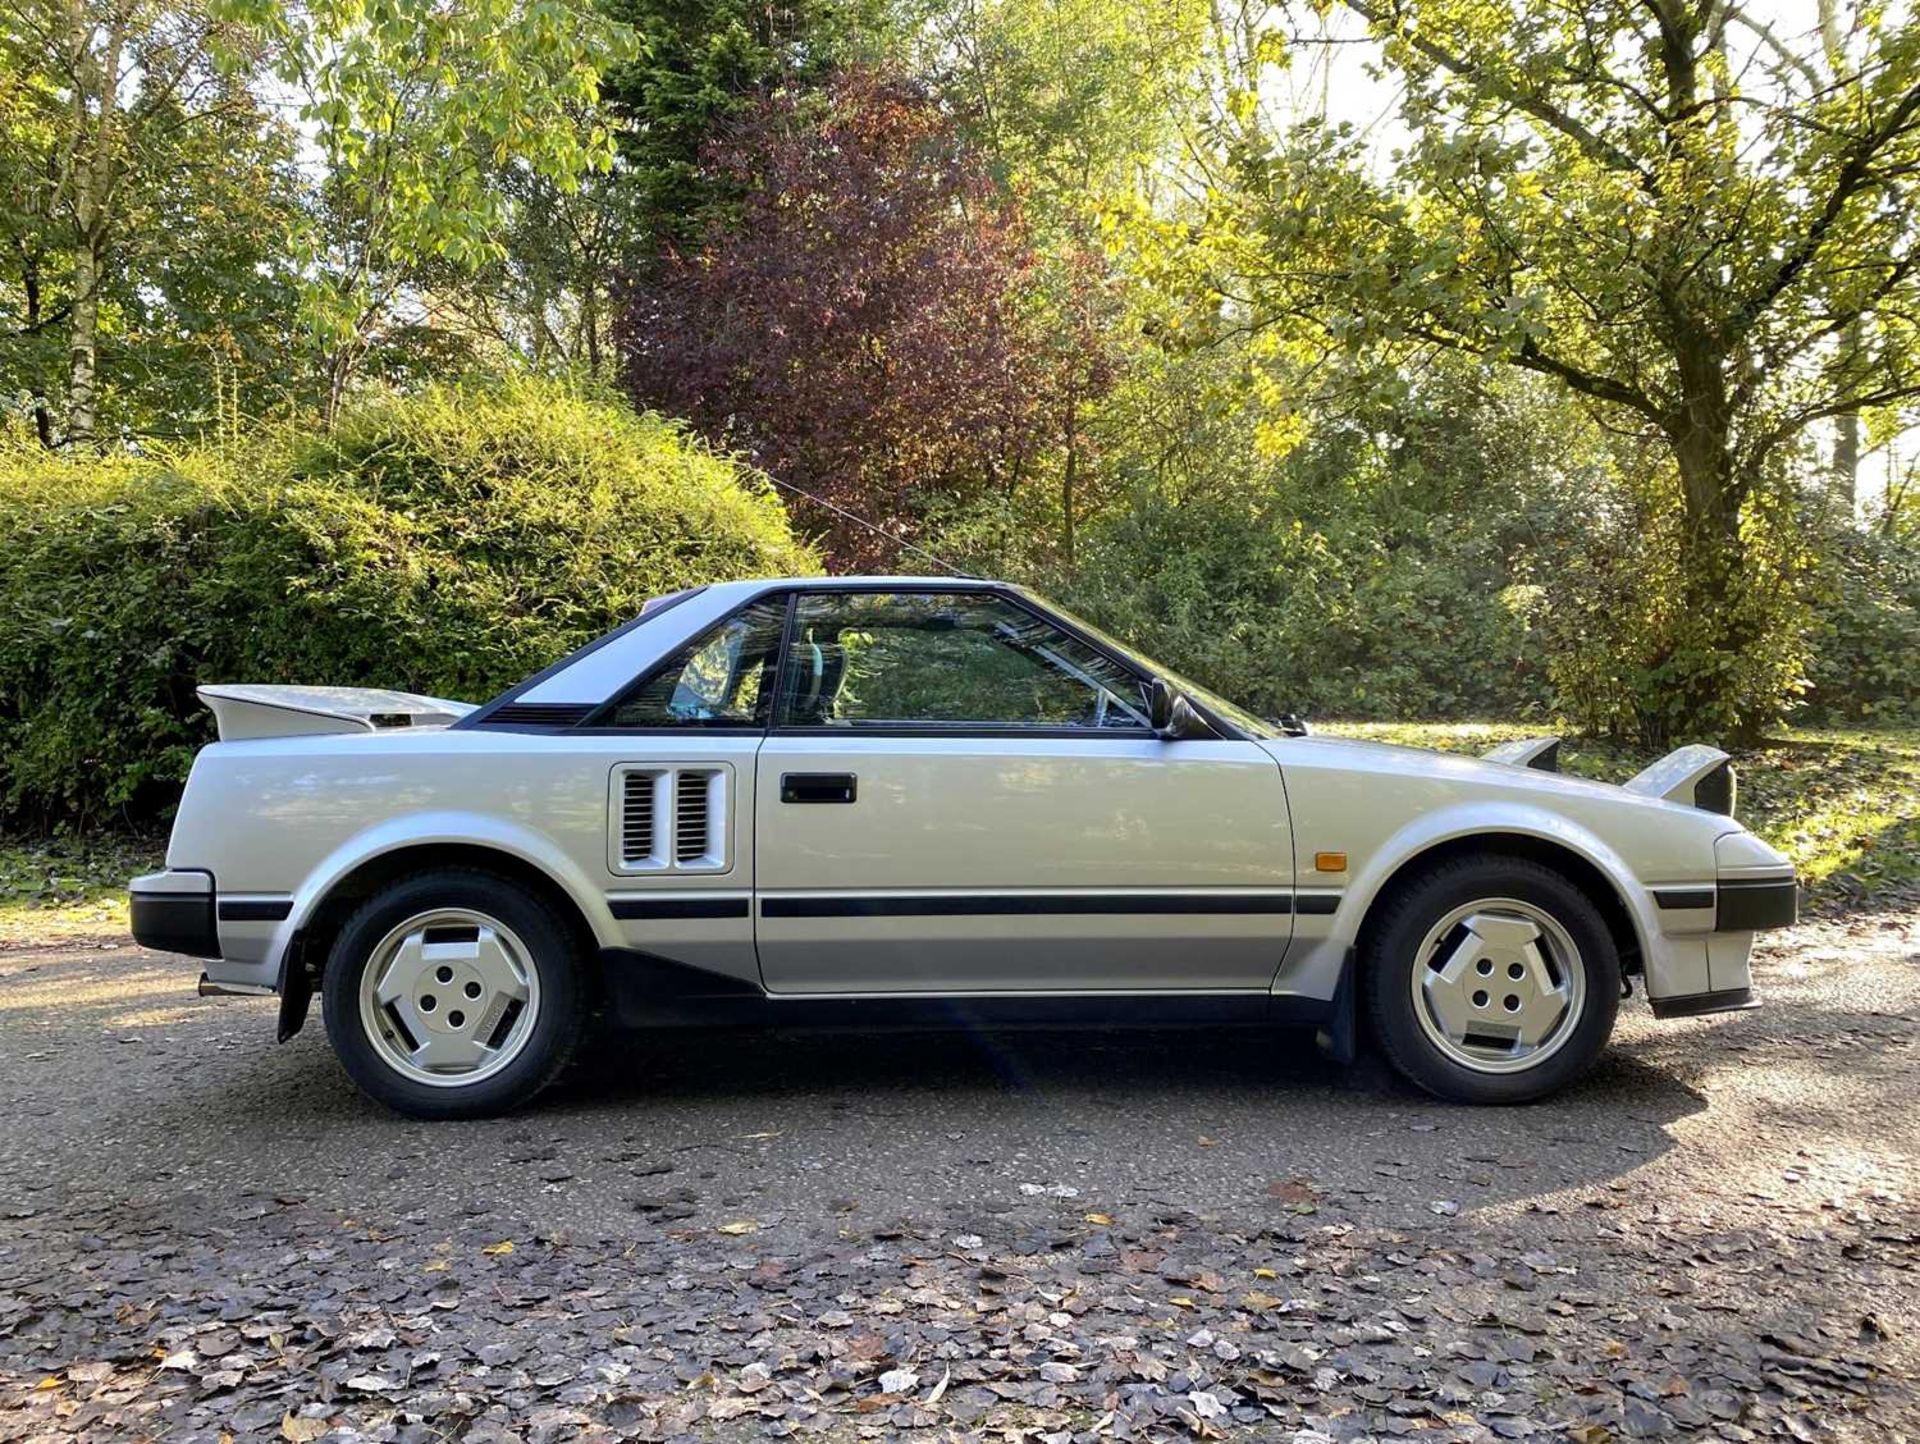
[323,869,586,1118]
[1410,900,1586,1074]
[358,910,542,1087]
[1365,855,1619,1103]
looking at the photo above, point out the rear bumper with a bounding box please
[129,869,219,959]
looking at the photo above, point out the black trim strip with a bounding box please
[760,892,1303,919]
[1295,894,1341,915]
[1653,888,1715,910]
[1650,987,1759,1019]
[484,702,596,727]
[217,899,292,922]
[1716,878,1799,932]
[610,897,751,921]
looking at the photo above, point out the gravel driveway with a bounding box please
[0,912,1914,1443]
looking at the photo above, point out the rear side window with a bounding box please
[598,599,787,728]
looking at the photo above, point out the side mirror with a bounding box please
[1147,679,1207,740]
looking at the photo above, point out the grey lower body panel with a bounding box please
[1649,986,1759,1019]
[596,947,1344,1036]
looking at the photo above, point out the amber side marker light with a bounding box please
[1314,851,1348,873]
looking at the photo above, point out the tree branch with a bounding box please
[1339,0,1656,184]
[1732,77,1920,339]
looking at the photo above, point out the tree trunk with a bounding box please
[1061,390,1079,571]
[584,284,603,377]
[22,255,55,448]
[1663,417,1754,747]
[1834,412,1860,510]
[66,239,99,446]
[1832,319,1863,510]
[322,345,355,431]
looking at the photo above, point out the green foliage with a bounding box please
[1016,358,1597,722]
[1200,0,1920,743]
[0,381,814,827]
[599,0,893,250]
[1525,441,1815,746]
[1803,524,1920,725]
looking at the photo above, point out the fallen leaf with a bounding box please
[717,1219,760,1235]
[1252,1267,1278,1280]
[1084,1212,1115,1226]
[1170,1295,1196,1309]
[481,1240,514,1256]
[281,1417,330,1444]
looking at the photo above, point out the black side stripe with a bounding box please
[1652,889,1715,910]
[760,892,1332,920]
[217,899,292,922]
[611,897,752,921]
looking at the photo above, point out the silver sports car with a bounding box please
[130,577,1797,1117]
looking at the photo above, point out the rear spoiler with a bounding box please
[1623,743,1735,816]
[199,684,475,741]
[1483,735,1736,816]
[1482,736,1561,771]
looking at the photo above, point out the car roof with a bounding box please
[492,575,1010,712]
[726,574,999,592]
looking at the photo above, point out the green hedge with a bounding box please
[0,381,816,827]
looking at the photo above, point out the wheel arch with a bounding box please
[277,827,612,1039]
[1353,829,1644,978]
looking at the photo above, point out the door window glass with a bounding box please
[776,592,1148,729]
[601,598,787,727]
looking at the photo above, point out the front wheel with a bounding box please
[321,869,587,1119]
[1362,855,1620,1104]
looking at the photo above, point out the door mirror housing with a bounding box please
[1147,678,1209,740]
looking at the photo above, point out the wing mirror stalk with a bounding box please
[1147,679,1210,741]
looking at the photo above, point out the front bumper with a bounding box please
[129,869,220,958]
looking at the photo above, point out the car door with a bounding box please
[753,587,1295,994]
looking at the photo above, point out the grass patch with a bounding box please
[1321,722,1920,906]
[2,725,1913,941]
[0,830,163,943]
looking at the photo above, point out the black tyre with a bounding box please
[1362,854,1620,1104]
[321,868,587,1119]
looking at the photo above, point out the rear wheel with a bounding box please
[1362,855,1620,1104]
[322,869,586,1119]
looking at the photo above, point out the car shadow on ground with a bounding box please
[2,945,1721,1233]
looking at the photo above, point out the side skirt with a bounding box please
[596,947,1344,1036]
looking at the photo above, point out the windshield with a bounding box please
[1021,590,1278,739]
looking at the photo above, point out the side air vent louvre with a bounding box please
[676,772,714,864]
[620,770,663,868]
[610,764,730,874]
[486,702,595,727]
